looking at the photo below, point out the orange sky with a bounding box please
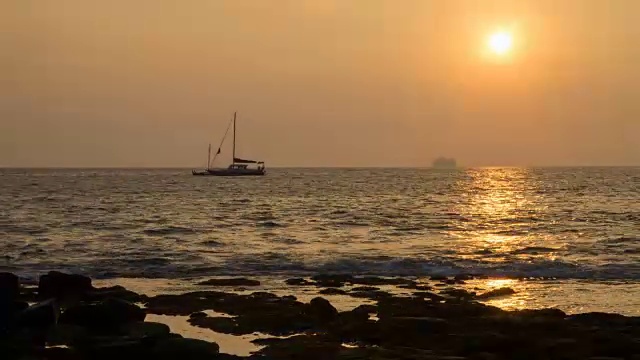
[2,0,639,167]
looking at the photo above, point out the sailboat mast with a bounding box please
[232,111,236,164]
[207,144,211,170]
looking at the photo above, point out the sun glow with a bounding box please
[488,31,513,55]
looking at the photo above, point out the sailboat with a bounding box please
[192,112,266,176]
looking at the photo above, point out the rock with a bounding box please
[430,275,448,281]
[311,274,353,288]
[285,278,312,286]
[476,287,516,300]
[454,274,475,281]
[189,316,239,334]
[38,271,93,300]
[17,299,59,330]
[121,321,171,339]
[319,288,348,295]
[150,337,220,358]
[349,289,392,300]
[399,283,433,291]
[189,311,207,319]
[440,288,476,301]
[380,316,449,335]
[59,298,145,331]
[351,277,416,287]
[0,272,19,300]
[351,286,380,292]
[253,335,341,360]
[46,324,88,346]
[307,297,338,323]
[413,291,445,302]
[196,278,260,287]
[88,285,145,303]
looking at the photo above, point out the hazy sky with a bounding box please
[2,0,639,167]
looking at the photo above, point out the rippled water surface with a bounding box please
[1,167,638,281]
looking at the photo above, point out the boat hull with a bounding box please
[192,169,265,176]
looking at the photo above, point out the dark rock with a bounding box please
[511,308,566,319]
[380,316,449,335]
[285,278,312,286]
[189,311,207,319]
[476,287,516,300]
[430,275,448,281]
[307,297,338,323]
[351,286,380,292]
[311,274,353,287]
[47,324,88,346]
[567,312,640,326]
[196,277,260,287]
[351,276,416,287]
[454,274,475,281]
[349,289,392,300]
[440,288,476,301]
[188,316,239,334]
[17,299,59,330]
[59,298,145,331]
[42,346,82,360]
[121,321,171,339]
[253,335,341,360]
[0,272,19,300]
[319,288,348,295]
[413,291,445,302]
[398,283,433,291]
[89,285,145,303]
[38,271,93,300]
[151,338,220,358]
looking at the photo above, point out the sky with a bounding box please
[2,0,639,167]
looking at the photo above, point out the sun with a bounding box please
[488,31,513,55]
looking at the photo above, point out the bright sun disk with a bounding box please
[488,31,513,55]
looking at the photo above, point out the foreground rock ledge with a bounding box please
[1,271,639,359]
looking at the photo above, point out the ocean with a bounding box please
[1,167,639,314]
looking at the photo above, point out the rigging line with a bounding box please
[209,115,234,167]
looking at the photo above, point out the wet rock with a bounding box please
[307,297,338,323]
[38,271,93,300]
[430,275,448,281]
[567,312,640,326]
[285,278,312,286]
[121,321,170,339]
[42,346,82,360]
[454,274,475,281]
[319,288,348,295]
[380,316,449,336]
[189,311,207,319]
[196,277,260,287]
[311,274,353,288]
[89,285,145,303]
[47,324,88,346]
[440,288,476,301]
[413,291,445,302]
[476,287,516,300]
[511,308,566,319]
[351,276,416,287]
[189,316,239,334]
[151,338,220,358]
[17,299,59,330]
[351,286,380,292]
[59,298,145,331]
[253,335,341,360]
[399,283,433,291]
[0,272,19,300]
[349,289,392,301]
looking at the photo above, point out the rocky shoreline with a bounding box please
[1,271,639,359]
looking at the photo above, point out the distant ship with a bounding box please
[192,112,266,176]
[432,157,457,169]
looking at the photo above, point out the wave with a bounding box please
[7,254,640,282]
